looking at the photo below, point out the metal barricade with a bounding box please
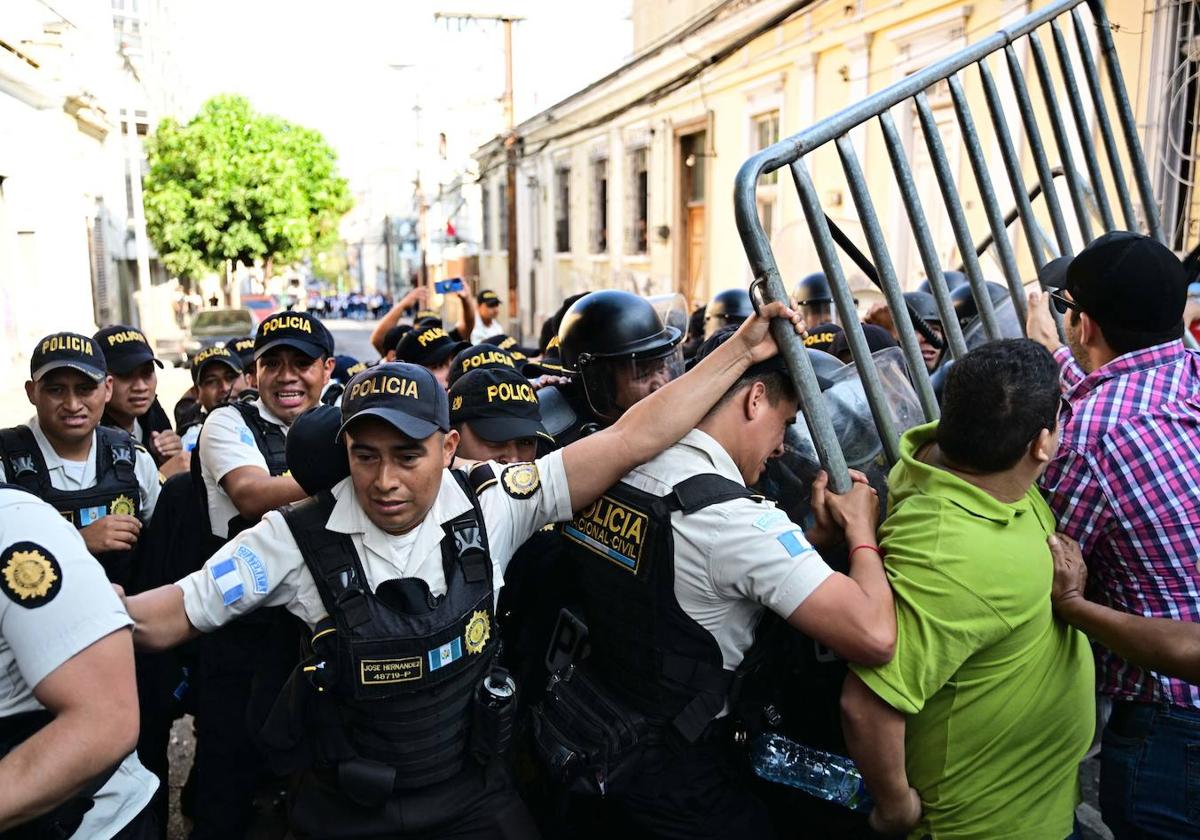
[735,0,1163,493]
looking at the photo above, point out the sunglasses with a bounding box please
[1049,289,1080,315]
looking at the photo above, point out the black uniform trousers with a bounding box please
[285,761,539,840]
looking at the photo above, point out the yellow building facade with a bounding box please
[473,0,1184,338]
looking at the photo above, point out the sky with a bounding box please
[168,0,634,203]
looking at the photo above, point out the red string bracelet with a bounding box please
[849,544,882,560]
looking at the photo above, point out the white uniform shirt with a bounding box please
[0,417,160,521]
[470,319,505,345]
[621,429,834,670]
[196,400,289,538]
[178,450,572,632]
[0,489,157,839]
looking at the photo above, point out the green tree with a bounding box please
[143,94,352,281]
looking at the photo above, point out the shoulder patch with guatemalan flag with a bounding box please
[776,529,810,558]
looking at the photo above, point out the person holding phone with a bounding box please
[472,290,505,344]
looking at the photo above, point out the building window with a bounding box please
[555,167,571,253]
[481,184,492,251]
[498,180,509,253]
[591,158,608,254]
[625,147,649,254]
[753,110,780,235]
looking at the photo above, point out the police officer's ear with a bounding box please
[740,380,769,422]
[442,429,460,467]
[102,375,114,403]
[321,355,335,383]
[24,380,35,406]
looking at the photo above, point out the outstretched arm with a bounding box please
[560,300,804,511]
[370,287,427,354]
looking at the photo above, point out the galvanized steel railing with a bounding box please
[735,0,1164,493]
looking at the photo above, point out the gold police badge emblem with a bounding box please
[464,610,491,654]
[0,543,62,607]
[109,494,136,516]
[501,463,540,498]
[452,395,463,411]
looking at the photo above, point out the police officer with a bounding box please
[448,344,520,388]
[547,326,894,839]
[450,368,554,464]
[124,301,805,839]
[178,345,246,453]
[322,355,366,407]
[0,486,159,838]
[902,291,946,372]
[793,271,835,326]
[190,309,334,839]
[396,323,469,389]
[95,325,186,476]
[702,289,754,339]
[555,290,685,443]
[473,289,506,344]
[0,333,160,588]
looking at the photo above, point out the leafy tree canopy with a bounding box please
[144,94,352,279]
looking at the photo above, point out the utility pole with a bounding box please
[383,215,394,296]
[435,12,524,323]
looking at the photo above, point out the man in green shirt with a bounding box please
[841,339,1095,839]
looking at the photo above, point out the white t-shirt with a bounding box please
[0,489,157,839]
[179,451,572,632]
[470,319,506,345]
[0,418,161,522]
[620,429,834,670]
[196,400,289,538]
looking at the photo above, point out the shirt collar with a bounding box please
[251,398,289,429]
[28,416,94,471]
[676,429,746,486]
[325,470,474,560]
[1065,340,1187,403]
[893,421,1033,525]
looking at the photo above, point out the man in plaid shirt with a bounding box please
[1028,231,1200,838]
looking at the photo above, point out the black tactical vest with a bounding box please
[562,474,765,742]
[281,469,499,790]
[0,425,141,584]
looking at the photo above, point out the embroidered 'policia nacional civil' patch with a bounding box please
[0,542,62,607]
[501,463,539,498]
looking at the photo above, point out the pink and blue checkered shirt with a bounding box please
[1042,341,1200,708]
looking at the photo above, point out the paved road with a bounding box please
[324,317,381,363]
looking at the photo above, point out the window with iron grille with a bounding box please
[555,167,571,253]
[591,158,609,253]
[753,111,780,237]
[625,147,649,254]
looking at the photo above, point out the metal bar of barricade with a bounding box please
[947,74,1029,331]
[1070,7,1138,230]
[834,136,940,423]
[914,90,1003,340]
[1028,31,1095,244]
[1088,0,1165,243]
[878,110,970,359]
[1004,44,1075,255]
[1050,19,1116,230]
[791,157,903,464]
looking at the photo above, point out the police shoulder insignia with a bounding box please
[464,609,491,654]
[109,494,136,516]
[0,542,62,608]
[501,463,540,498]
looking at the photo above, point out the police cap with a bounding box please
[255,311,334,361]
[230,336,257,369]
[482,333,537,361]
[31,332,106,383]
[448,344,517,387]
[449,368,552,445]
[288,404,350,495]
[94,325,163,375]
[396,324,469,369]
[338,362,449,441]
[191,344,243,384]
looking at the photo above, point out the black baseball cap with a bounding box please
[449,368,552,444]
[1061,231,1187,334]
[522,334,568,378]
[30,332,107,383]
[396,324,468,369]
[1036,256,1072,291]
[94,325,163,375]
[483,333,537,361]
[288,404,350,496]
[802,322,844,355]
[254,311,334,361]
[230,336,257,368]
[478,290,501,306]
[338,362,449,441]
[829,324,897,361]
[415,309,443,326]
[448,344,518,387]
[332,354,361,383]
[191,344,243,384]
[382,324,412,355]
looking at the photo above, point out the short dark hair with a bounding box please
[938,339,1060,473]
[1070,309,1182,357]
[707,370,798,418]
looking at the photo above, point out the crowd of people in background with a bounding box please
[0,230,1197,840]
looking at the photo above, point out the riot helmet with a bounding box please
[793,271,834,325]
[703,289,754,339]
[950,282,1010,329]
[559,289,684,421]
[916,270,969,296]
[903,291,946,372]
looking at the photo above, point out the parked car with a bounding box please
[182,308,255,365]
[241,294,279,324]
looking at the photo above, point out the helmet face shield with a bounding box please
[580,343,684,420]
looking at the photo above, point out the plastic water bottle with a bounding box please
[750,731,873,812]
